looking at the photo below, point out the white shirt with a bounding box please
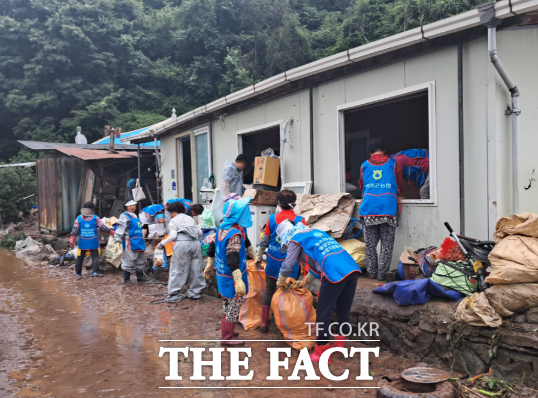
[160,213,202,245]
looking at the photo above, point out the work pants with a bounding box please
[364,223,396,275]
[120,248,147,273]
[75,249,99,275]
[168,239,205,298]
[315,272,359,344]
[262,275,278,307]
[222,296,244,323]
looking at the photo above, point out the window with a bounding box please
[337,82,436,205]
[194,127,211,201]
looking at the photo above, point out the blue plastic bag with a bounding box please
[372,279,465,306]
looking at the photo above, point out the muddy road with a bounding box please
[0,250,421,397]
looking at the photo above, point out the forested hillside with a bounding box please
[0,0,482,162]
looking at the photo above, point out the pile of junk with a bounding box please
[373,212,538,329]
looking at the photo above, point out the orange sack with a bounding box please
[239,260,268,330]
[271,286,316,350]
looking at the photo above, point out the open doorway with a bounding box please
[343,91,430,200]
[239,126,281,188]
[176,135,193,201]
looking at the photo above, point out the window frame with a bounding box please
[336,81,437,206]
[236,120,283,156]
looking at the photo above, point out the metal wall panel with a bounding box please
[37,157,59,233]
[59,157,83,234]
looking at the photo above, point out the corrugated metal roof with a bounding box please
[18,140,148,151]
[0,162,36,168]
[54,147,138,160]
[93,126,160,146]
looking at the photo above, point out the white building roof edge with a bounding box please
[124,0,538,143]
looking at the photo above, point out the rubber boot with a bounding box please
[260,305,270,333]
[221,318,244,346]
[221,315,239,337]
[123,271,132,286]
[333,335,345,349]
[309,343,332,364]
[136,270,150,282]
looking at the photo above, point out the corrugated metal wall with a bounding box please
[36,156,83,235]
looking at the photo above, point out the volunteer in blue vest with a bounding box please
[212,197,252,346]
[114,200,150,286]
[255,190,307,333]
[157,201,205,303]
[358,137,404,281]
[70,201,114,277]
[277,221,361,362]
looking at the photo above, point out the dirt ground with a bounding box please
[0,246,440,398]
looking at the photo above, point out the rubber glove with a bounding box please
[246,245,256,259]
[232,269,246,296]
[69,235,75,249]
[254,246,265,269]
[303,272,315,286]
[204,257,215,279]
[276,273,288,287]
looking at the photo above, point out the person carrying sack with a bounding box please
[276,221,361,363]
[358,137,403,281]
[255,190,307,333]
[70,201,114,277]
[205,197,252,346]
[157,201,205,303]
[114,200,149,286]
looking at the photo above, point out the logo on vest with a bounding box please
[313,232,323,238]
[84,223,90,228]
[373,170,382,180]
[276,236,281,243]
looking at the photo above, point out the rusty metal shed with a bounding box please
[20,141,156,235]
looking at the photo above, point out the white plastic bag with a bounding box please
[131,179,146,201]
[103,237,122,268]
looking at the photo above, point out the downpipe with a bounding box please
[485,20,521,214]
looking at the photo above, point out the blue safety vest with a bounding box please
[290,229,360,283]
[167,198,193,216]
[123,213,146,252]
[265,214,302,280]
[215,227,248,299]
[77,215,99,250]
[359,158,399,217]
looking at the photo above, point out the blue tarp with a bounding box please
[94,126,160,147]
[372,278,465,306]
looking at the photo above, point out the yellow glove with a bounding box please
[276,273,288,287]
[303,272,315,286]
[115,242,122,252]
[254,246,265,269]
[204,257,215,279]
[232,269,246,296]
[246,245,256,259]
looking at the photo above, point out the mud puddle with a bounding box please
[0,250,419,397]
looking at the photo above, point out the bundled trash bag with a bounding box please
[372,279,465,305]
[483,283,538,316]
[200,209,216,228]
[271,285,316,350]
[153,246,168,270]
[339,239,366,268]
[455,292,502,328]
[431,261,478,296]
[103,236,122,268]
[239,260,267,330]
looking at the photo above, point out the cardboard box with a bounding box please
[254,156,280,186]
[243,189,278,206]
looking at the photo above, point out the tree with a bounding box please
[0,167,37,222]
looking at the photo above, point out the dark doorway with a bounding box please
[241,126,280,187]
[177,136,193,201]
[344,91,429,199]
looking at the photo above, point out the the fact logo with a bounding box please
[159,346,379,382]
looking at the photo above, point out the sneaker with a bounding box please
[76,274,82,278]
[165,294,185,303]
[92,272,98,277]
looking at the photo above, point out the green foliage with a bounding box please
[0,232,27,250]
[0,0,483,161]
[0,167,37,222]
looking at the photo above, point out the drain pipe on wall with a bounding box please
[478,2,521,214]
[280,118,294,187]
